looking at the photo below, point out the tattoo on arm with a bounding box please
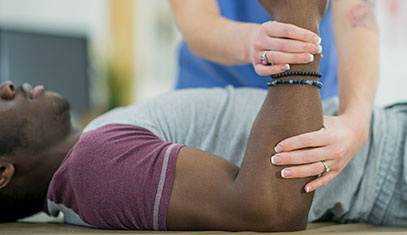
[347,0,377,30]
[334,0,377,30]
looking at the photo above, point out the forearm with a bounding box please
[167,1,329,231]
[188,18,257,65]
[234,0,326,231]
[333,0,379,131]
[169,0,256,64]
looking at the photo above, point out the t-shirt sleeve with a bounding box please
[45,124,184,230]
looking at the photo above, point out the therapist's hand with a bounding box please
[250,21,323,76]
[271,115,369,192]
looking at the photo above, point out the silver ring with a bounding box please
[321,160,330,173]
[260,51,272,65]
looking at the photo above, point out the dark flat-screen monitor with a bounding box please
[0,28,89,113]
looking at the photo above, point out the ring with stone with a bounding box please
[260,51,272,65]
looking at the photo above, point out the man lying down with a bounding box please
[1,83,407,230]
[3,83,407,232]
[1,0,406,232]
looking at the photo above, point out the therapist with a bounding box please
[169,0,379,192]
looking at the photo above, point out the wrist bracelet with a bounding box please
[267,79,323,88]
[270,71,322,79]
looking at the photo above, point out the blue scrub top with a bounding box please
[174,0,338,101]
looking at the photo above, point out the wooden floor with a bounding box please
[0,222,406,235]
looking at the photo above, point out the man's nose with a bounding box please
[0,81,16,100]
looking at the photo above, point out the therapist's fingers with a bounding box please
[304,171,338,192]
[275,128,331,153]
[280,159,337,179]
[254,63,290,77]
[260,50,315,65]
[251,21,322,77]
[264,21,321,44]
[260,37,323,54]
[271,146,334,166]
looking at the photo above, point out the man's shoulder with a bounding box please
[77,124,161,160]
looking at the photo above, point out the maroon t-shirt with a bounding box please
[45,124,184,230]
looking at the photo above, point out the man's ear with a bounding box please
[0,161,15,190]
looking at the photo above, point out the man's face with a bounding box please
[0,81,71,155]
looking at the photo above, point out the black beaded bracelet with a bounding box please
[270,71,322,79]
[267,79,323,88]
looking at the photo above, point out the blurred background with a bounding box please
[0,0,181,128]
[0,0,406,126]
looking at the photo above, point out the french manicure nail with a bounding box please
[313,36,322,44]
[274,145,283,153]
[271,155,281,164]
[281,64,290,71]
[281,169,292,178]
[306,54,314,62]
[313,45,322,54]
[305,186,312,193]
[318,45,323,53]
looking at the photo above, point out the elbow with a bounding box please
[271,214,309,232]
[249,209,308,232]
[240,199,309,232]
[254,210,308,232]
[184,37,204,58]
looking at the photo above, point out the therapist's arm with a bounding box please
[168,0,322,76]
[334,0,378,118]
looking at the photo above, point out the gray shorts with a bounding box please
[367,102,407,226]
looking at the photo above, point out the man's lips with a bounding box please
[21,83,32,99]
[21,83,45,99]
[32,85,44,98]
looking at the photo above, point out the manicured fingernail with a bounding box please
[281,169,292,178]
[315,45,322,54]
[305,186,312,193]
[305,54,314,62]
[313,36,322,44]
[281,64,290,71]
[271,155,281,164]
[274,145,283,153]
